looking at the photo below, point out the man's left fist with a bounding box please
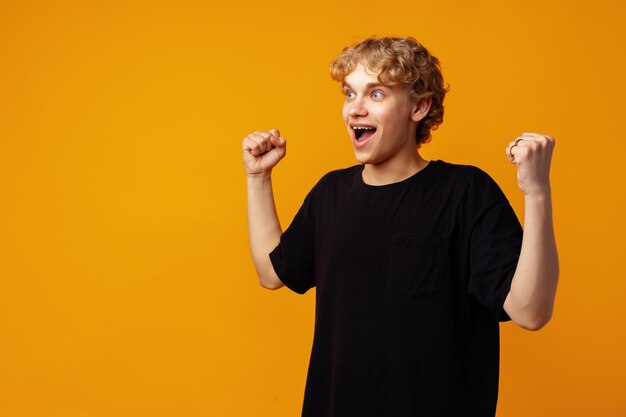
[506,132,555,196]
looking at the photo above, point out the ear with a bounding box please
[410,98,432,123]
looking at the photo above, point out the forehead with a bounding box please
[344,63,378,82]
[342,63,393,89]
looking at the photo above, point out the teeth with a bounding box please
[353,125,376,142]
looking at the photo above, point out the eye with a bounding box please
[371,91,383,99]
[344,90,355,99]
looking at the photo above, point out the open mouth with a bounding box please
[353,126,377,142]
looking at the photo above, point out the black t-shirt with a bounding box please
[269,160,523,417]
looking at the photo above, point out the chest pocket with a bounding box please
[388,235,445,299]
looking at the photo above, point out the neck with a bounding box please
[362,151,429,186]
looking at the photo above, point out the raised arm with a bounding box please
[503,132,559,330]
[242,128,287,290]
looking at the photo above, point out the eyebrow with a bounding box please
[342,81,390,90]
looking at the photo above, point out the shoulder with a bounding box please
[318,164,361,183]
[296,165,361,208]
[310,164,361,192]
[431,159,490,179]
[434,159,501,188]
[431,160,509,209]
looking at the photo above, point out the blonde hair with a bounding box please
[329,36,449,146]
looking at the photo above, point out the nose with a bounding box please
[348,95,368,117]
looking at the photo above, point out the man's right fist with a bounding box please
[242,128,287,176]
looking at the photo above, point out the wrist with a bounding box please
[524,188,552,204]
[247,171,273,182]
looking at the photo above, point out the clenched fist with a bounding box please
[242,128,287,176]
[506,132,555,196]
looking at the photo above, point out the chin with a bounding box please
[353,151,370,164]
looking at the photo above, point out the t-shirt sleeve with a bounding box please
[466,168,523,322]
[269,183,318,295]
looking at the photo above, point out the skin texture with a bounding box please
[242,67,559,331]
[242,128,286,289]
[341,63,432,185]
[502,133,559,330]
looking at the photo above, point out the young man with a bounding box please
[242,37,558,417]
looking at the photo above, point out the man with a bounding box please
[242,36,558,417]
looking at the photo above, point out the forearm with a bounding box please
[504,191,559,330]
[246,173,284,289]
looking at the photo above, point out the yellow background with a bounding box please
[1,0,625,415]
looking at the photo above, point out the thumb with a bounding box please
[272,135,287,159]
[268,128,281,141]
[270,133,286,148]
[275,136,286,148]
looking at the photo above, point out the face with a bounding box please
[342,63,428,167]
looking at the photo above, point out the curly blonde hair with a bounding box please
[329,36,449,147]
